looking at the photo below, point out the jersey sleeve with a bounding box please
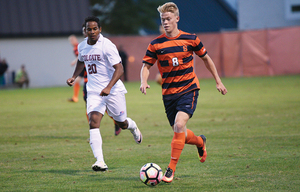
[104,39,121,66]
[142,43,157,66]
[193,36,207,57]
[77,44,84,62]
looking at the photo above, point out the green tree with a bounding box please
[90,0,164,35]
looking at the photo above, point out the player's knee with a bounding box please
[89,117,100,128]
[173,122,185,133]
[89,121,99,129]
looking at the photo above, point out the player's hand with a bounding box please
[216,82,227,95]
[66,78,75,86]
[100,87,111,96]
[140,83,150,95]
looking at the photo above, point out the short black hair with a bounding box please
[84,16,101,28]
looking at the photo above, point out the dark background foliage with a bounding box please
[90,0,165,35]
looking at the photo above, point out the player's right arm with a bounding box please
[140,63,152,95]
[66,60,85,86]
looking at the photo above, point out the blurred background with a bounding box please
[0,0,300,88]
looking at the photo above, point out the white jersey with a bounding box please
[78,34,127,95]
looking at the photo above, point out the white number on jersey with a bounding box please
[172,57,179,67]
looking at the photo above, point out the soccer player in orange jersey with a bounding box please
[68,34,81,103]
[140,2,227,183]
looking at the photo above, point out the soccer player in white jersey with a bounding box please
[67,16,142,172]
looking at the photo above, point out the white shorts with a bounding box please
[86,92,127,122]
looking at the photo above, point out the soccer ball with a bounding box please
[139,163,163,186]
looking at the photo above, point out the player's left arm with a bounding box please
[201,54,227,95]
[100,62,124,96]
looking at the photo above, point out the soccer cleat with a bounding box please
[114,124,121,136]
[130,126,142,144]
[68,98,78,103]
[197,135,207,163]
[162,167,174,183]
[92,161,108,172]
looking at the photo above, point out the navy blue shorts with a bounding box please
[163,90,199,126]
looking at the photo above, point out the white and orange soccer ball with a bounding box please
[139,163,163,186]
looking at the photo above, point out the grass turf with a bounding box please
[0,75,299,191]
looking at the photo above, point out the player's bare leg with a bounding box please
[115,118,142,144]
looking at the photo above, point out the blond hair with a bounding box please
[157,2,179,16]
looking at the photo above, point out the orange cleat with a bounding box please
[68,98,78,103]
[197,135,207,163]
[162,167,174,183]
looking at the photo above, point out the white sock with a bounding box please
[89,128,104,162]
[126,117,137,131]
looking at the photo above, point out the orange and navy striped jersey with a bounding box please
[74,43,79,56]
[143,30,207,100]
[84,69,88,83]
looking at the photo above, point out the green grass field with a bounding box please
[0,75,299,191]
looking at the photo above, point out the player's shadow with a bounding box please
[27,169,165,189]
[28,168,138,181]
[27,169,90,176]
[32,135,85,140]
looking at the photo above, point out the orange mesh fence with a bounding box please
[109,26,300,81]
[268,27,300,75]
